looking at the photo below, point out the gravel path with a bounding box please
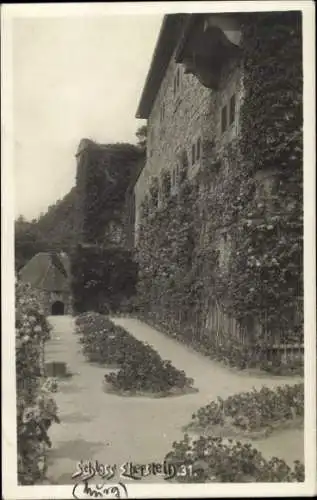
[46,315,303,485]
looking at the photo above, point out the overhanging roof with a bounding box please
[135,14,190,119]
[19,252,70,292]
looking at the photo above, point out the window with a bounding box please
[229,94,236,125]
[191,144,196,166]
[176,163,180,179]
[221,105,228,133]
[148,128,154,156]
[219,232,231,270]
[196,137,201,162]
[160,103,165,122]
[174,67,182,97]
[172,168,176,187]
[191,137,202,166]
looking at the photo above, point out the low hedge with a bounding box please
[104,341,194,395]
[76,312,195,395]
[76,313,130,366]
[165,434,304,483]
[185,383,304,438]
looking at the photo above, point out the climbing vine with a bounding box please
[136,12,303,365]
[16,280,60,484]
[71,141,143,313]
[78,142,143,243]
[70,243,138,314]
[221,11,303,339]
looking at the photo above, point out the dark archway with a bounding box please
[51,301,65,316]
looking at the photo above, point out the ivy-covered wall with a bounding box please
[75,139,144,245]
[72,139,144,313]
[136,12,303,365]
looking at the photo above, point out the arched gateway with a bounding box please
[51,300,65,316]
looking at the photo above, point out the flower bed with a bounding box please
[184,384,304,439]
[76,312,136,367]
[76,312,195,396]
[104,341,195,397]
[16,280,60,484]
[165,434,304,482]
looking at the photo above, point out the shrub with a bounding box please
[187,384,303,437]
[76,312,194,394]
[104,338,194,394]
[70,243,138,315]
[165,434,304,482]
[16,280,60,484]
[76,312,135,366]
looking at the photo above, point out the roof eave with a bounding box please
[135,14,189,120]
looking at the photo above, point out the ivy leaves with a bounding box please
[137,13,302,348]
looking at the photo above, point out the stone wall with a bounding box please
[75,139,143,249]
[40,290,72,316]
[134,47,243,241]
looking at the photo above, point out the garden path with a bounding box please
[46,315,303,485]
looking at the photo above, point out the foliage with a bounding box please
[165,434,304,482]
[16,280,60,484]
[136,125,147,150]
[75,312,193,394]
[138,314,303,375]
[15,187,79,273]
[76,312,133,365]
[136,12,303,366]
[70,243,138,314]
[220,12,303,333]
[35,187,79,254]
[77,141,143,243]
[15,217,49,271]
[187,384,303,435]
[105,341,193,394]
[16,138,144,270]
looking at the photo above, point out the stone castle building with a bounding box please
[75,138,144,250]
[132,12,303,356]
[19,252,72,316]
[134,13,244,241]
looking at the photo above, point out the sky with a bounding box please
[12,14,163,220]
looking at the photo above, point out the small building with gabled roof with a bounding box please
[19,251,72,316]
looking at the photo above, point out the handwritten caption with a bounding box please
[72,459,193,482]
[72,481,128,499]
[71,459,193,498]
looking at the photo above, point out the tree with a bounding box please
[136,125,147,150]
[15,218,48,271]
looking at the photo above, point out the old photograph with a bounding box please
[2,1,316,498]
